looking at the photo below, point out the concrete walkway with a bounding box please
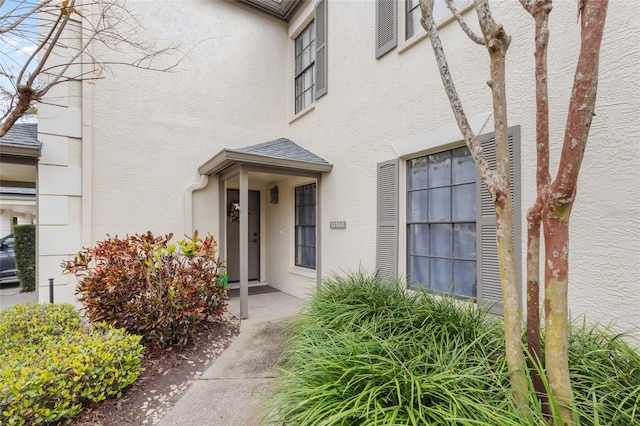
[0,283,37,310]
[158,288,306,426]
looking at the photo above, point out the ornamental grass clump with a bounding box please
[264,271,640,425]
[63,231,227,352]
[0,303,143,425]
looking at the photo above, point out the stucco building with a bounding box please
[19,1,640,333]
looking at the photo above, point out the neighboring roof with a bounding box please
[198,138,333,176]
[0,187,36,196]
[236,0,302,21]
[0,123,42,159]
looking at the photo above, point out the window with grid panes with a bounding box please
[405,0,465,40]
[406,146,477,298]
[295,183,316,269]
[294,21,315,113]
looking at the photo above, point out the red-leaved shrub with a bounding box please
[62,231,226,351]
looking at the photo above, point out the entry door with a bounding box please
[226,189,260,282]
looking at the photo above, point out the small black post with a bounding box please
[49,278,54,303]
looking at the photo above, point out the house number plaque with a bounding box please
[330,221,347,229]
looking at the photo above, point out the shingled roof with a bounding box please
[0,123,39,146]
[0,123,41,159]
[237,138,329,164]
[199,138,332,176]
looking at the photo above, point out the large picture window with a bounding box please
[295,183,316,269]
[407,146,476,298]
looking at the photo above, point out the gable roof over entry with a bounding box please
[198,138,333,176]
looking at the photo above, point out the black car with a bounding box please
[0,234,18,284]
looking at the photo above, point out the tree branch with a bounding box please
[551,0,608,203]
[444,0,484,45]
[418,0,491,181]
[0,0,53,35]
[0,0,185,138]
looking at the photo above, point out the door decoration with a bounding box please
[228,200,250,223]
[228,201,240,223]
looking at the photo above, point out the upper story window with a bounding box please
[405,0,467,41]
[294,20,316,114]
[292,0,327,115]
[405,0,421,40]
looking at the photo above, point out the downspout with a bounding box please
[184,174,209,236]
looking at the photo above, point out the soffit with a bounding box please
[236,0,303,21]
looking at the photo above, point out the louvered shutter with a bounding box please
[476,127,521,313]
[315,0,328,99]
[377,159,399,280]
[375,0,398,59]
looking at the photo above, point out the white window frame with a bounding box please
[398,0,474,54]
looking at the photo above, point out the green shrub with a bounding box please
[62,231,227,351]
[264,271,640,425]
[0,303,143,425]
[13,224,36,292]
[566,322,640,424]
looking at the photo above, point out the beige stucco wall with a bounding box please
[88,0,289,239]
[39,0,639,335]
[280,1,640,334]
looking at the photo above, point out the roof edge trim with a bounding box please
[198,148,333,176]
[0,142,42,159]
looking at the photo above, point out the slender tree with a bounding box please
[0,0,180,137]
[419,0,608,423]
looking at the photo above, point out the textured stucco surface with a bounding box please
[38,0,640,335]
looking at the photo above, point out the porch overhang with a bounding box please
[198,138,331,320]
[198,148,333,176]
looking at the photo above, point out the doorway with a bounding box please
[226,189,260,282]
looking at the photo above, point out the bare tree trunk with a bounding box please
[520,0,553,415]
[526,204,547,413]
[419,0,528,409]
[0,86,33,137]
[422,0,607,421]
[542,2,608,424]
[543,213,572,423]
[476,0,528,410]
